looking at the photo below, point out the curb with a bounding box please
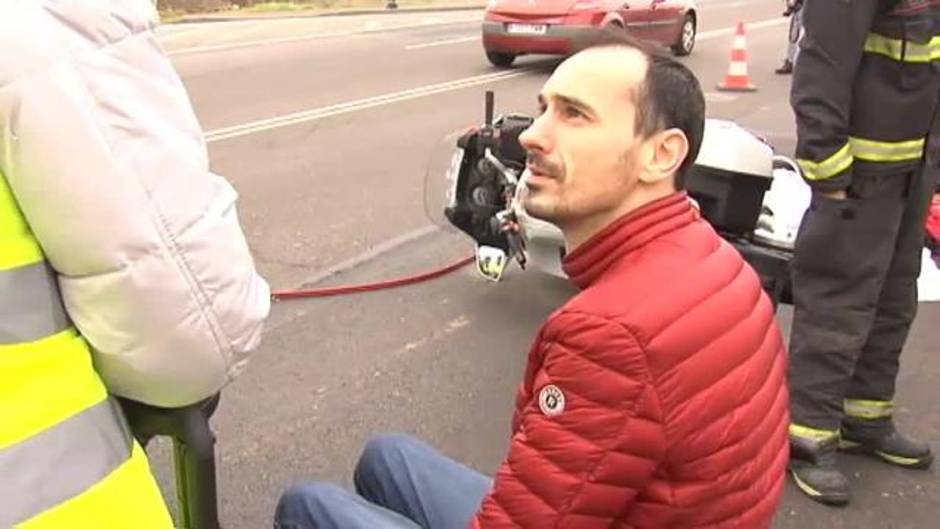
[169,4,485,24]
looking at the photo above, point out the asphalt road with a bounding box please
[143,2,940,528]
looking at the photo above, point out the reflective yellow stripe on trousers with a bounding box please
[844,399,895,420]
[0,170,173,528]
[789,424,840,441]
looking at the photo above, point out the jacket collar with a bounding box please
[562,192,698,289]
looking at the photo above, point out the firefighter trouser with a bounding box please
[789,155,940,431]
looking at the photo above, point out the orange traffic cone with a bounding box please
[717,22,757,92]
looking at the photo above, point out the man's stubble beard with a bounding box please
[522,150,567,223]
[523,146,638,225]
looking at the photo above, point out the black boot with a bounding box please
[775,59,793,74]
[841,416,934,469]
[789,428,851,506]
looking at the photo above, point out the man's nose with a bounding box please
[519,114,550,155]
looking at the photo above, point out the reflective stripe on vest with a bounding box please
[798,137,926,181]
[0,262,71,344]
[0,170,173,528]
[0,398,131,527]
[864,34,940,63]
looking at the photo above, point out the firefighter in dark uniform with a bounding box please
[788,0,940,506]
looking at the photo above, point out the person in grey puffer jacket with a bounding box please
[0,2,269,526]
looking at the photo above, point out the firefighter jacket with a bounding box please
[792,0,940,192]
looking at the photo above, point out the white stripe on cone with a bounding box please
[729,62,748,76]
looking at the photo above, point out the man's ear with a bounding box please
[638,129,689,185]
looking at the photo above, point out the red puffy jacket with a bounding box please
[471,193,789,529]
[926,193,940,247]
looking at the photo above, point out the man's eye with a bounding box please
[562,106,584,119]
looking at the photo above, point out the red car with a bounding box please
[482,0,698,67]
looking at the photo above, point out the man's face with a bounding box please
[519,47,649,228]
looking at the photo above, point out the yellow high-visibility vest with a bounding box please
[0,170,173,529]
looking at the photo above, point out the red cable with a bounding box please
[270,255,475,302]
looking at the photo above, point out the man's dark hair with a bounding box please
[580,30,706,190]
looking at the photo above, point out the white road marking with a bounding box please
[698,17,787,41]
[704,92,740,103]
[204,16,788,142]
[405,35,479,50]
[205,70,529,142]
[165,16,483,56]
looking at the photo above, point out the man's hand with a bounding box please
[819,189,848,200]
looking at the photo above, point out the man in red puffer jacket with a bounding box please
[275,35,789,529]
[927,192,940,256]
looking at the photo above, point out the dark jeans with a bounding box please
[274,434,492,529]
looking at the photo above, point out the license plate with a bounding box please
[506,23,548,35]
